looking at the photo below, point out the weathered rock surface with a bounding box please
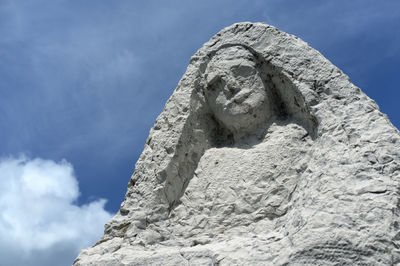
[74,22,400,265]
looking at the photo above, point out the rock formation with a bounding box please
[74,22,400,265]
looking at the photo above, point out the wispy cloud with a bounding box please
[0,156,113,266]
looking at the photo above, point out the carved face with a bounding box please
[205,47,272,135]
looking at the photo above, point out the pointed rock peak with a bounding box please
[74,22,400,266]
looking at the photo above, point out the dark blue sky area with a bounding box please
[1,0,399,213]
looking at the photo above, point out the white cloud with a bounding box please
[0,156,113,266]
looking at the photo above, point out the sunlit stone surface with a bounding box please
[74,22,400,266]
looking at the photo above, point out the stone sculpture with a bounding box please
[74,22,400,265]
[204,46,273,139]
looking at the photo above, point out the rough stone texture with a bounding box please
[74,22,400,265]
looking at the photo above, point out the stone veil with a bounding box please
[75,22,400,265]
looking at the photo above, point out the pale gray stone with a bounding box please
[74,22,400,266]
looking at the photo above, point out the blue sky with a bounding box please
[0,0,399,265]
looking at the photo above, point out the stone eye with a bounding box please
[231,64,256,77]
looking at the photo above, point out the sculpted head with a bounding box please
[205,46,273,136]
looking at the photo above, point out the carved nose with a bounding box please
[225,79,241,96]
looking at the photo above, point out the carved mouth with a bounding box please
[232,92,251,104]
